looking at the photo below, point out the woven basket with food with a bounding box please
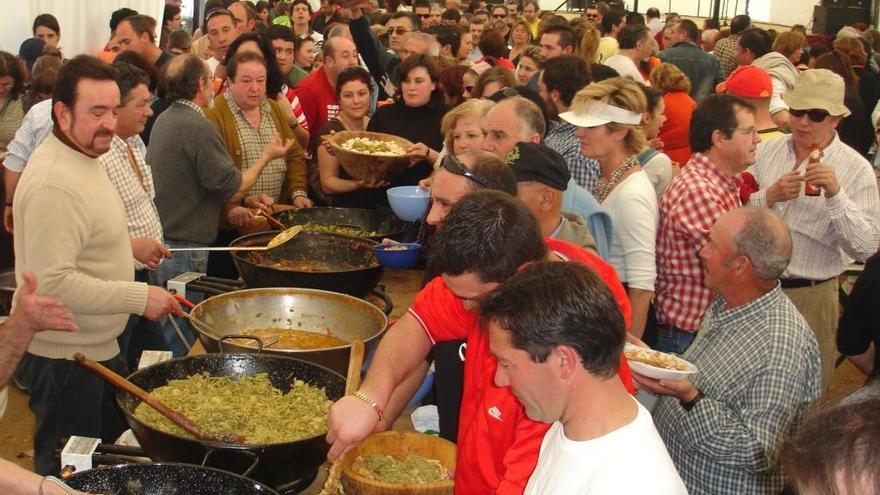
[341,431,456,495]
[327,131,415,182]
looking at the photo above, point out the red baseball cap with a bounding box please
[715,65,773,98]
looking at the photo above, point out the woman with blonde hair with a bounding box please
[560,77,658,337]
[772,30,806,66]
[440,98,495,156]
[578,21,601,66]
[508,18,534,66]
[649,63,695,166]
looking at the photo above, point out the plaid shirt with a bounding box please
[99,135,163,271]
[655,153,742,331]
[545,121,602,191]
[713,34,740,78]
[653,286,821,494]
[225,93,288,202]
[175,98,204,117]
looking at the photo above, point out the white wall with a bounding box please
[0,0,165,58]
[539,0,822,27]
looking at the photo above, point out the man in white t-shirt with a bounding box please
[604,24,653,84]
[479,261,687,495]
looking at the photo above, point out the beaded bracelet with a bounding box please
[353,390,384,421]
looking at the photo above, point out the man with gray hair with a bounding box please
[635,207,821,495]
[481,95,613,259]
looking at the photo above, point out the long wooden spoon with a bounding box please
[73,353,246,444]
[168,225,303,252]
[320,339,365,495]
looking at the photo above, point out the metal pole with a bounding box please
[713,0,722,24]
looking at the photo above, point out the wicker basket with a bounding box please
[341,432,456,495]
[327,131,415,182]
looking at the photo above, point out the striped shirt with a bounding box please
[99,135,164,271]
[3,99,52,173]
[748,133,880,279]
[653,286,821,494]
[224,92,288,202]
[0,98,23,160]
[655,153,742,331]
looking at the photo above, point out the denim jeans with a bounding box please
[654,325,697,355]
[18,353,128,475]
[150,240,208,357]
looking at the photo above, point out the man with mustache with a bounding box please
[12,55,183,476]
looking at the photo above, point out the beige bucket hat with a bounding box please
[781,69,851,117]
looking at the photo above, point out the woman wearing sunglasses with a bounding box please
[561,77,659,338]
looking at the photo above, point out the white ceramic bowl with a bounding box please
[624,343,698,381]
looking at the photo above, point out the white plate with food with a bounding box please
[624,343,698,380]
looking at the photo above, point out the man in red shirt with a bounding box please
[327,191,633,494]
[654,93,760,353]
[294,36,359,149]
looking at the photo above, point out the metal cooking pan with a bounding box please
[230,231,383,299]
[273,207,413,242]
[190,287,388,375]
[65,462,281,495]
[117,353,345,492]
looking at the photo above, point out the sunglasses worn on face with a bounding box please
[789,108,830,123]
[442,155,491,188]
[493,13,506,18]
[389,27,410,35]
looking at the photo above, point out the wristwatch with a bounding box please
[680,389,704,412]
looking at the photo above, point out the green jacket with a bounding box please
[204,94,307,228]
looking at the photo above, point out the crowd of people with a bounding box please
[0,0,879,494]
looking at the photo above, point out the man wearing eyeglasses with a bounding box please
[582,4,602,24]
[349,4,423,98]
[490,4,511,39]
[654,94,761,354]
[747,69,880,390]
[414,0,437,28]
[386,12,418,54]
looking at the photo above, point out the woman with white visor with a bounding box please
[560,77,659,338]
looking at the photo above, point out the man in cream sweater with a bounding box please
[12,55,182,476]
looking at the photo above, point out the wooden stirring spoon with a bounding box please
[73,353,246,444]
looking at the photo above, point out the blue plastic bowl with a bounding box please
[386,186,430,222]
[373,243,423,269]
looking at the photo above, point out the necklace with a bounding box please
[592,155,640,203]
[337,114,364,131]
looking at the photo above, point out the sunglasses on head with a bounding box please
[789,108,830,123]
[389,27,410,35]
[441,154,491,188]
